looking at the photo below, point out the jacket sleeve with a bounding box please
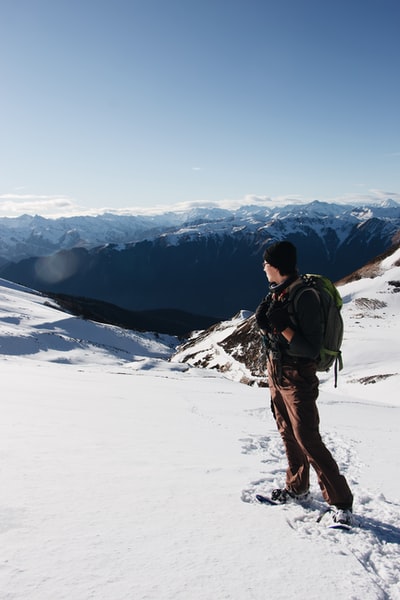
[286,288,323,359]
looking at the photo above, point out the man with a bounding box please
[255,240,353,527]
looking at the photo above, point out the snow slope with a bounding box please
[0,276,399,600]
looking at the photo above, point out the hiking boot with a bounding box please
[329,507,353,527]
[270,488,310,504]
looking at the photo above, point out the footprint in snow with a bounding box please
[240,431,400,600]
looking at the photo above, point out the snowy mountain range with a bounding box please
[0,240,399,599]
[0,199,399,327]
[0,199,399,262]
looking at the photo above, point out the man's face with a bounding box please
[263,261,281,284]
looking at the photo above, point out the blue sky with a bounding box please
[1,0,399,216]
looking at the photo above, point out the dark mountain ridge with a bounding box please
[44,292,218,337]
[1,200,399,325]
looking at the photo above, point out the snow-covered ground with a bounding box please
[0,261,399,600]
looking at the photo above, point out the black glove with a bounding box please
[268,305,291,333]
[255,299,272,333]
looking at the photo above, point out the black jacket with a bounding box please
[257,276,323,363]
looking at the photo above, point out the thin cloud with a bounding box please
[0,189,398,219]
[0,194,82,218]
[331,189,400,205]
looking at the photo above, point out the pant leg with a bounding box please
[268,366,310,495]
[270,361,353,509]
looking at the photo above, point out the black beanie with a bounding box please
[263,241,297,275]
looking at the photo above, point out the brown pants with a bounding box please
[268,359,353,509]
